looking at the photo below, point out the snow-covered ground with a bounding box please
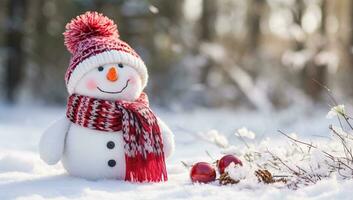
[0,104,352,200]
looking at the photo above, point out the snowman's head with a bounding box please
[63,12,148,101]
[74,63,143,101]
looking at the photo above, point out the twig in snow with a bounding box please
[312,79,353,130]
[278,130,317,149]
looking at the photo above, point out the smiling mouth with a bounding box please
[97,80,130,94]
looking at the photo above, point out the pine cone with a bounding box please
[255,169,287,184]
[255,169,275,184]
[219,172,240,185]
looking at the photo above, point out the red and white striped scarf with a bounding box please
[66,93,167,182]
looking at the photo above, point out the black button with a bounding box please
[108,159,116,167]
[106,141,115,149]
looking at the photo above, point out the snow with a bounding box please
[0,104,353,199]
[326,104,345,119]
[235,127,256,140]
[197,129,229,148]
[225,163,249,181]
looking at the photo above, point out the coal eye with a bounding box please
[118,63,124,68]
[98,66,104,72]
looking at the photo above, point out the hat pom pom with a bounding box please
[64,11,118,53]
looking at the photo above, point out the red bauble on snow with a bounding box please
[190,162,216,183]
[217,155,243,174]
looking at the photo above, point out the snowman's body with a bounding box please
[39,101,174,180]
[62,124,126,180]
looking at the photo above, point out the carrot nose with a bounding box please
[106,67,118,82]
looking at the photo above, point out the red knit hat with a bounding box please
[63,11,148,94]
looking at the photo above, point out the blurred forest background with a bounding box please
[1,0,353,111]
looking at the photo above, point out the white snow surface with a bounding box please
[0,104,353,200]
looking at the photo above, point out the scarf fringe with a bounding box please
[125,154,168,182]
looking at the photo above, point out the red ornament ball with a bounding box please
[217,155,243,174]
[190,162,216,183]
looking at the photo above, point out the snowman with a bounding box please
[39,12,175,182]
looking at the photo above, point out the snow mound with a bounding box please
[0,151,34,173]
